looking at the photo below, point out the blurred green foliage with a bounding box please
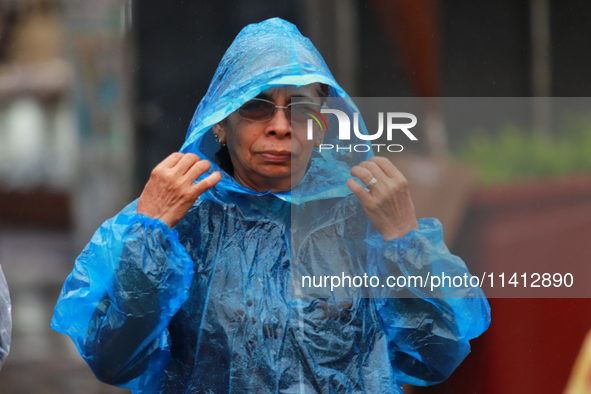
[454,114,591,185]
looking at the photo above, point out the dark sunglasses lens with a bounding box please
[239,100,275,120]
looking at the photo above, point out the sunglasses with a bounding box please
[238,98,323,124]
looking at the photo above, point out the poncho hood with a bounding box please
[180,17,372,204]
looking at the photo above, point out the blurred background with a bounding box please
[0,0,591,393]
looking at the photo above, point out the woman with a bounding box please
[52,18,490,393]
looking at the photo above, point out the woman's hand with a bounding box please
[137,152,221,228]
[347,157,419,241]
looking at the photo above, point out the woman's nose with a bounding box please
[265,107,291,137]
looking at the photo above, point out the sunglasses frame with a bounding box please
[238,97,324,124]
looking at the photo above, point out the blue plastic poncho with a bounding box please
[52,18,490,393]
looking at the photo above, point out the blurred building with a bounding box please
[0,0,130,393]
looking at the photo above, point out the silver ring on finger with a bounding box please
[365,178,378,192]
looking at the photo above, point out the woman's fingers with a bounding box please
[359,159,389,183]
[160,152,185,168]
[351,158,398,197]
[368,157,400,178]
[350,166,375,187]
[182,157,220,197]
[173,153,201,176]
[354,158,409,193]
[183,158,211,183]
[138,152,219,228]
[346,178,372,206]
[348,158,417,241]
[191,171,222,197]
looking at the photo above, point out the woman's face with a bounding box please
[213,83,325,193]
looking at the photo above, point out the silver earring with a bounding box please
[214,133,226,147]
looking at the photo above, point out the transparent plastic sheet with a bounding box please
[289,93,491,385]
[51,18,491,393]
[0,264,11,370]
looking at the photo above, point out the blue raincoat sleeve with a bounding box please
[366,218,491,386]
[51,200,195,390]
[0,263,11,370]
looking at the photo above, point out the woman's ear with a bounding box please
[212,121,228,146]
[314,128,326,149]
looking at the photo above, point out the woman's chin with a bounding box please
[255,163,292,178]
[240,163,308,192]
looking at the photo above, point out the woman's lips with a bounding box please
[259,151,292,162]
